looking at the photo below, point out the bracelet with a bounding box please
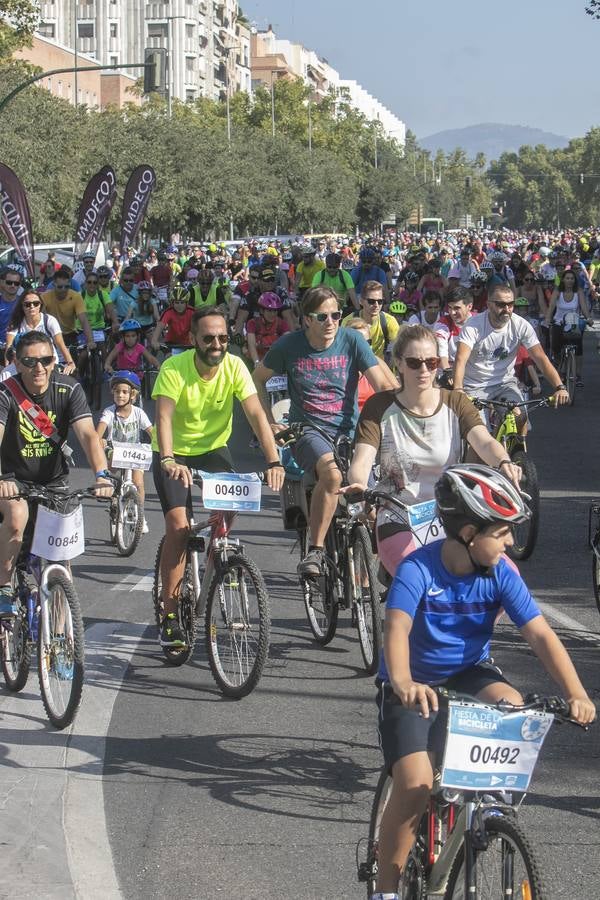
[265,461,283,469]
[160,456,176,467]
[495,459,512,471]
[554,384,567,391]
[95,469,110,479]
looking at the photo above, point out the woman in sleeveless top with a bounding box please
[545,268,593,386]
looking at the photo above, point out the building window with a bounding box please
[38,23,55,38]
[148,24,167,40]
[185,56,195,75]
[110,55,118,66]
[186,24,194,38]
[186,90,195,102]
[78,23,94,39]
[110,23,118,38]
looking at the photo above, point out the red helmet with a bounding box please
[258,291,283,310]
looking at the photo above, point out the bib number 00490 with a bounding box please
[196,471,262,512]
[32,504,85,561]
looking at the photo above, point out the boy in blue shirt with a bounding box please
[372,464,595,900]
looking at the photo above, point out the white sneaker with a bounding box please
[142,519,149,534]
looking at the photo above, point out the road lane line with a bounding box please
[537,601,598,640]
[64,621,148,899]
[110,572,153,592]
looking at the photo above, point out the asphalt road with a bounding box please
[1,339,600,900]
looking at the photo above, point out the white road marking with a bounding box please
[537,601,598,640]
[110,572,153,592]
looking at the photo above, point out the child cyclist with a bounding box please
[104,319,159,377]
[150,286,194,353]
[96,371,153,534]
[371,463,595,900]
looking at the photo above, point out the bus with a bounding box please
[420,218,444,235]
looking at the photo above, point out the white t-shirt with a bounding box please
[407,311,440,330]
[8,313,62,362]
[100,404,152,443]
[458,310,539,390]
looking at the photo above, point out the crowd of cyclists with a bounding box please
[0,224,597,900]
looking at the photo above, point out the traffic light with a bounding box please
[465,176,473,189]
[580,173,585,185]
[143,48,167,94]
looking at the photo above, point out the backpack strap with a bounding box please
[2,377,71,462]
[319,269,327,284]
[379,311,389,346]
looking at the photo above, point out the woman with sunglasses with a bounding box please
[5,290,76,375]
[345,325,521,575]
[544,268,593,386]
[517,267,547,333]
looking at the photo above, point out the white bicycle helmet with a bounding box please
[435,464,531,533]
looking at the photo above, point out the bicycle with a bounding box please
[152,468,271,698]
[68,329,109,411]
[107,442,151,556]
[0,480,100,729]
[553,313,586,406]
[469,396,553,561]
[277,422,382,674]
[357,689,588,899]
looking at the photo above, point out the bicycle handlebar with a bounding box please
[436,686,589,729]
[470,396,556,413]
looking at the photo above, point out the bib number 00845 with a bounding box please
[32,504,85,561]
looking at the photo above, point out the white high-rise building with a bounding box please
[36,0,251,105]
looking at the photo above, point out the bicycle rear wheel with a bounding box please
[205,551,270,698]
[1,592,32,692]
[300,526,339,645]
[508,450,539,560]
[349,525,382,674]
[115,485,143,557]
[444,814,545,899]
[152,537,197,666]
[38,574,84,729]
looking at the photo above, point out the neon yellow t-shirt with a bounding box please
[296,258,325,288]
[341,311,399,359]
[151,350,256,455]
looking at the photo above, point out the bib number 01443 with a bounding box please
[32,504,85,561]
[196,471,262,512]
[111,442,152,471]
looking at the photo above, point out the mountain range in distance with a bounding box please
[419,123,570,162]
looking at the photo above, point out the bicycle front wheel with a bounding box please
[300,526,339,645]
[205,552,270,698]
[1,593,32,692]
[564,348,576,406]
[38,574,84,729]
[349,525,382,675]
[115,485,143,557]
[509,450,539,560]
[152,537,197,666]
[444,814,545,899]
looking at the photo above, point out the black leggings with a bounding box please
[550,324,583,358]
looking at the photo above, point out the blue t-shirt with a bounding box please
[0,297,16,343]
[110,284,139,319]
[350,264,388,295]
[378,541,540,685]
[263,327,378,435]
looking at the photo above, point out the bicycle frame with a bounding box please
[190,509,239,617]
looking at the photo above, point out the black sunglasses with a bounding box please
[199,333,229,345]
[20,355,54,368]
[23,300,41,308]
[4,279,21,286]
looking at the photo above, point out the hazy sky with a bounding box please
[243,0,600,139]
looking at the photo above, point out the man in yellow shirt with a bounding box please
[342,279,399,360]
[41,267,96,348]
[295,244,325,301]
[151,305,285,648]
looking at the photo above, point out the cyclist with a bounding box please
[544,267,593,387]
[72,251,96,291]
[294,244,325,301]
[246,292,290,367]
[453,283,570,425]
[152,307,285,647]
[311,252,357,312]
[6,289,76,375]
[233,264,296,334]
[370,463,595,900]
[151,287,194,352]
[135,281,160,341]
[406,290,441,330]
[387,300,408,327]
[469,270,489,312]
[0,331,113,617]
[109,268,139,321]
[104,320,159,377]
[341,280,399,361]
[254,285,393,579]
[41,267,96,351]
[351,247,390,302]
[435,286,474,374]
[96,371,152,534]
[488,250,517,295]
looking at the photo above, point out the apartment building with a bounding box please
[34,0,251,105]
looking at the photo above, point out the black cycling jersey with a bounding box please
[0,373,90,483]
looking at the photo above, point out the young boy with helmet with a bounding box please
[104,319,159,376]
[245,291,290,367]
[371,463,595,900]
[96,370,153,533]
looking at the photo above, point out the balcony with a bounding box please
[76,3,94,19]
[39,3,57,20]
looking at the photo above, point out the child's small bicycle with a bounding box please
[107,441,152,556]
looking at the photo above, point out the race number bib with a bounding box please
[197,471,262,512]
[407,499,443,547]
[32,504,85,561]
[266,375,288,393]
[111,442,152,471]
[440,701,554,792]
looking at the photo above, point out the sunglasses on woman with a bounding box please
[23,300,41,308]
[402,356,440,371]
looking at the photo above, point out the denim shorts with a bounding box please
[293,427,336,476]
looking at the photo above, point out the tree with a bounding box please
[585,2,600,18]
[0,0,39,60]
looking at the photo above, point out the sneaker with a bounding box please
[142,518,149,534]
[160,612,186,648]
[297,547,324,579]
[0,585,17,619]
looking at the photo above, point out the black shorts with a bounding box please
[152,448,234,515]
[376,661,511,774]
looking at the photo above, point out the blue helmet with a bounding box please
[119,319,141,333]
[110,370,141,391]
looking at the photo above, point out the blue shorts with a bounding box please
[293,427,336,476]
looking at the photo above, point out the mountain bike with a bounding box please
[107,442,151,556]
[357,690,588,899]
[469,396,554,561]
[0,480,101,729]
[552,314,587,407]
[277,422,382,674]
[152,469,270,698]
